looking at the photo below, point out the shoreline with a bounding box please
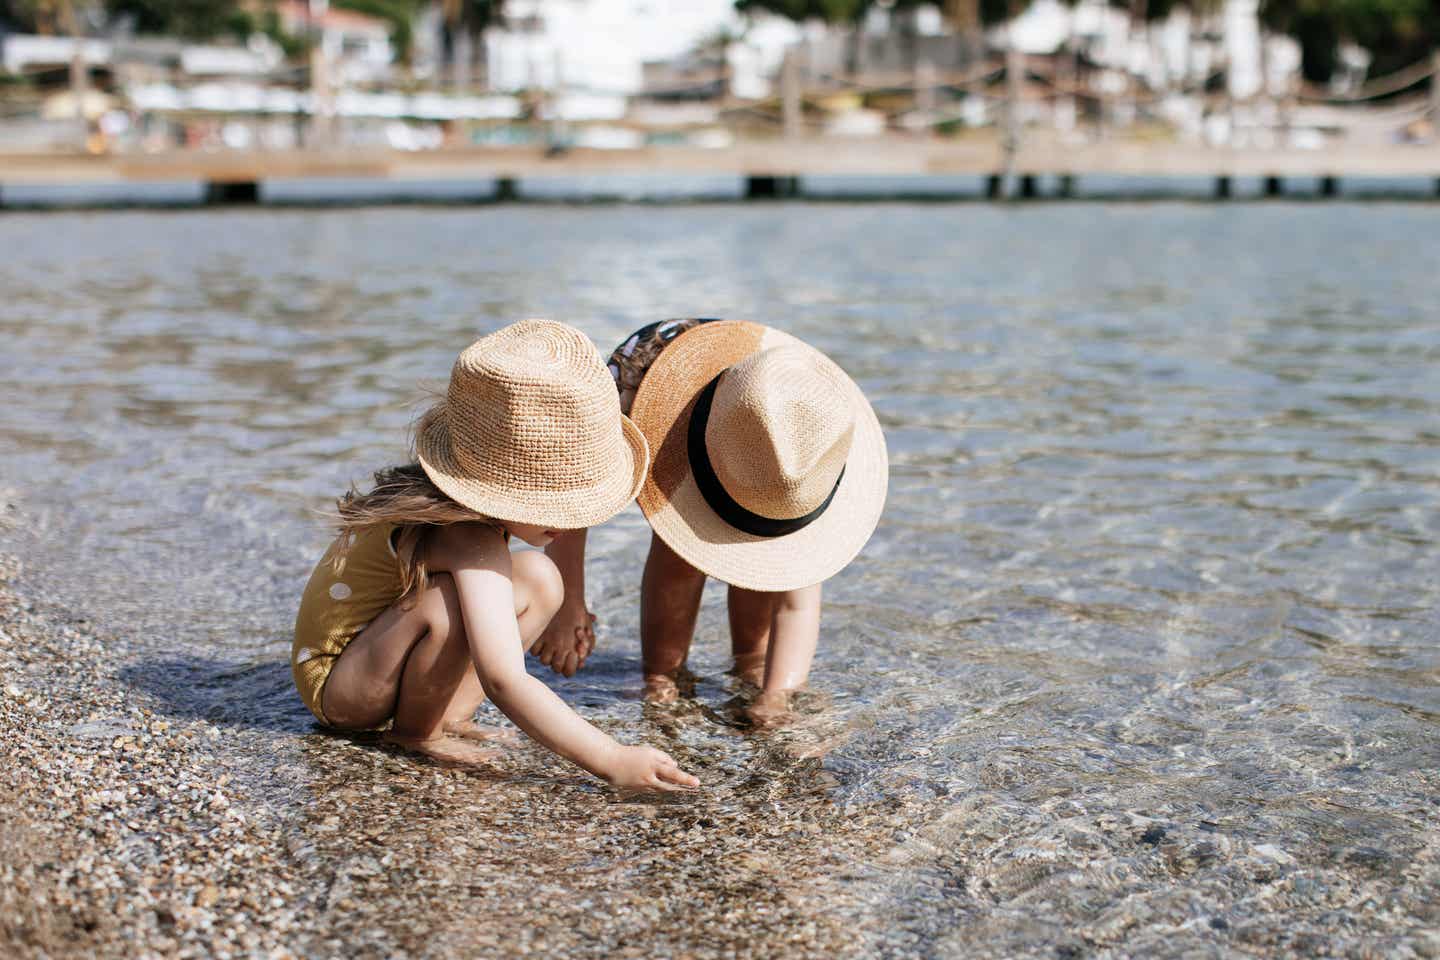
[0,538,895,959]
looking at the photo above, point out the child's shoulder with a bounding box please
[425,519,511,566]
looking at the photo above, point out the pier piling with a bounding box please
[745,175,800,200]
[985,174,1003,200]
[204,181,259,205]
[1320,176,1339,197]
[1019,174,1039,199]
[1264,175,1284,197]
[1215,176,1232,199]
[495,177,519,201]
[1058,174,1076,198]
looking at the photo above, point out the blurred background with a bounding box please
[0,0,1437,201]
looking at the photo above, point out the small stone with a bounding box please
[1253,843,1296,865]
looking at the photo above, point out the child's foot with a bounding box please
[643,672,680,704]
[746,690,794,729]
[730,652,767,687]
[383,731,502,766]
[442,719,520,746]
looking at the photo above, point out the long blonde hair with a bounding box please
[331,462,498,604]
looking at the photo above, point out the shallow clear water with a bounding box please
[1,205,1438,957]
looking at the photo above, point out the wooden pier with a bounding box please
[2,135,1438,202]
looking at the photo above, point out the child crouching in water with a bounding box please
[291,319,698,793]
[533,319,889,726]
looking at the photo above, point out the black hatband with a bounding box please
[687,372,844,538]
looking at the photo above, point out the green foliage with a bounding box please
[1260,0,1439,80]
[443,0,504,34]
[734,0,935,25]
[105,0,249,39]
[1328,0,1440,74]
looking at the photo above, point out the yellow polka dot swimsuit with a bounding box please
[292,523,404,726]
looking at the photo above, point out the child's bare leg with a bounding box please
[728,586,777,686]
[442,549,563,743]
[749,583,823,728]
[321,572,497,765]
[640,533,705,702]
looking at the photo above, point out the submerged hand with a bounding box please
[530,608,597,677]
[604,744,699,793]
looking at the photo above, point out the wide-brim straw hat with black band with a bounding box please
[416,319,649,528]
[630,321,888,591]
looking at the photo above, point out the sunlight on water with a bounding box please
[1,205,1438,956]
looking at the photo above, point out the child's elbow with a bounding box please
[480,671,527,704]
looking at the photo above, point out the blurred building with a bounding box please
[412,0,741,95]
[274,1,394,84]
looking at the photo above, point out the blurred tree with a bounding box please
[1254,0,1438,84]
[734,0,951,25]
[2,0,64,33]
[440,0,503,87]
[104,0,250,39]
[1330,0,1440,78]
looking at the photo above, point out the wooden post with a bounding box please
[453,29,473,91]
[1215,175,1232,199]
[58,0,87,127]
[495,177,519,201]
[1058,174,1076,198]
[205,181,260,205]
[782,50,802,141]
[1320,176,1339,197]
[308,0,332,147]
[1000,2,1024,199]
[1430,49,1440,127]
[916,57,936,126]
[746,176,799,199]
[1264,175,1283,197]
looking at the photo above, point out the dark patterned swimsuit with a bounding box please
[606,318,721,414]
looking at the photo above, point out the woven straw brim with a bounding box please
[416,410,649,528]
[630,321,888,591]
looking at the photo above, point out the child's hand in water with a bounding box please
[603,744,699,793]
[530,607,596,677]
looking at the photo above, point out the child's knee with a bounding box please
[776,582,822,612]
[513,550,564,616]
[647,533,704,586]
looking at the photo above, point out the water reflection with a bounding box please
[1,204,1438,955]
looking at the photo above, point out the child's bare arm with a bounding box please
[533,529,594,676]
[451,554,697,792]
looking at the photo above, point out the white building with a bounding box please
[276,0,394,84]
[482,0,739,94]
[1005,0,1300,99]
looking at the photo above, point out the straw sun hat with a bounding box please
[630,321,888,592]
[416,319,649,528]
